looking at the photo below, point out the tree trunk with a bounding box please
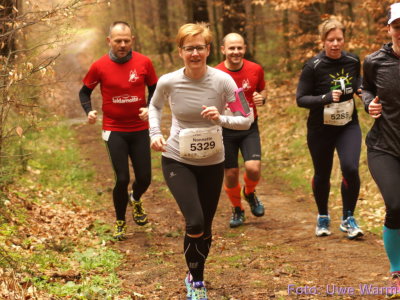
[222,0,246,35]
[283,9,292,72]
[250,2,257,58]
[222,0,253,60]
[191,0,215,63]
[185,0,193,23]
[158,0,174,64]
[346,0,355,41]
[325,0,335,15]
[127,0,142,52]
[298,2,321,51]
[192,0,209,22]
[0,0,17,58]
[211,0,222,63]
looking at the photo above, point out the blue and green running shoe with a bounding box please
[340,211,363,240]
[315,215,331,237]
[191,281,207,300]
[184,272,192,300]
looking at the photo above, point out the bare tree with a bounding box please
[222,0,254,60]
[158,0,174,64]
[0,0,94,185]
[283,9,292,72]
[0,0,18,58]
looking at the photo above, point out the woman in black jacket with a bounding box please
[296,18,363,239]
[362,3,400,294]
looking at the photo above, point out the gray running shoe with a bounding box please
[315,215,331,237]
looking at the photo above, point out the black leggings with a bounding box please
[161,156,224,236]
[368,149,400,229]
[307,122,361,216]
[105,130,151,221]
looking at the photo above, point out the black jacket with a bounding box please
[362,43,400,157]
[296,51,361,130]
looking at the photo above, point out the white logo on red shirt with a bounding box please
[128,70,139,82]
[242,79,251,91]
[112,95,141,103]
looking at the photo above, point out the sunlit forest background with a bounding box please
[0,0,397,298]
[0,0,392,178]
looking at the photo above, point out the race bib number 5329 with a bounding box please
[179,126,223,159]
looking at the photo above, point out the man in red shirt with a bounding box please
[79,21,158,240]
[215,33,267,228]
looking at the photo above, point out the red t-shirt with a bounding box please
[83,51,158,131]
[215,59,265,118]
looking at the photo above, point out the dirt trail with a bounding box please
[74,122,389,300]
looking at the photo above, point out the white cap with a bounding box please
[388,3,400,24]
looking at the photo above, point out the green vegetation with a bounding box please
[0,119,126,299]
[24,124,96,200]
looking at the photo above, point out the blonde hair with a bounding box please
[176,23,213,47]
[318,18,345,41]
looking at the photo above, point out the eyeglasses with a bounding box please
[181,44,208,53]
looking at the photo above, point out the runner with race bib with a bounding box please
[296,18,364,240]
[148,23,251,300]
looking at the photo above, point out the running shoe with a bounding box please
[129,193,148,226]
[229,206,245,228]
[315,215,331,237]
[387,273,400,299]
[191,281,208,300]
[241,187,264,217]
[339,212,364,239]
[113,220,127,241]
[184,272,193,300]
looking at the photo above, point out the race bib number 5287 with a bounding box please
[323,99,354,126]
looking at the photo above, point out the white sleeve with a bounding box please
[214,74,252,130]
[217,113,252,130]
[149,76,168,139]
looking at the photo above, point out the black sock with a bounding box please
[184,235,206,282]
[203,235,212,259]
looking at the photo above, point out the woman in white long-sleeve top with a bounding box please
[148,23,251,300]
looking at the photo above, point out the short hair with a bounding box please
[109,21,131,36]
[318,18,345,41]
[176,23,213,47]
[221,33,245,46]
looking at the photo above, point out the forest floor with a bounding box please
[74,122,390,300]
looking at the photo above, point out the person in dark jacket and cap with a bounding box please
[362,3,400,297]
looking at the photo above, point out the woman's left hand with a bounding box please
[201,105,220,120]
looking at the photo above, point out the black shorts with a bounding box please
[223,119,261,169]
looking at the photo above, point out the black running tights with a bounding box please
[105,130,151,221]
[162,156,223,281]
[307,123,361,217]
[368,149,400,229]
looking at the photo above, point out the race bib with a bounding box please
[179,126,223,159]
[323,99,354,126]
[102,130,111,141]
